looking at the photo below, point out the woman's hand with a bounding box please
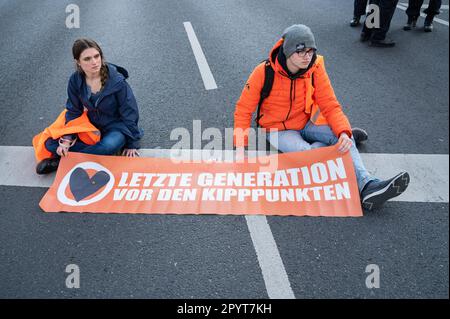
[337,132,353,154]
[122,148,140,157]
[56,137,75,157]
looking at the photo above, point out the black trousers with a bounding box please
[406,0,441,18]
[362,0,399,41]
[354,0,369,17]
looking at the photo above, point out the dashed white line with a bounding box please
[245,215,295,299]
[183,21,218,90]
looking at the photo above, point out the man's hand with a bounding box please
[337,132,353,153]
[122,149,140,157]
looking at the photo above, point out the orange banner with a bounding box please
[39,146,362,217]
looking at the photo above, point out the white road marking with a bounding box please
[183,21,218,90]
[360,153,449,203]
[1,146,448,203]
[1,146,448,300]
[245,215,295,299]
[397,3,449,26]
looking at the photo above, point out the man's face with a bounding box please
[288,48,315,69]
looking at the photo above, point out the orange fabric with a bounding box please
[39,146,362,217]
[234,38,352,147]
[32,110,101,162]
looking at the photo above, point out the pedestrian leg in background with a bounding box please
[362,0,400,47]
[404,0,422,30]
[404,0,442,31]
[424,0,442,32]
[351,0,369,26]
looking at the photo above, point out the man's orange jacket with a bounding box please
[234,38,352,147]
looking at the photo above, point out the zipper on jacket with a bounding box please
[284,79,294,124]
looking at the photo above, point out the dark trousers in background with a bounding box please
[354,0,369,17]
[406,0,441,18]
[362,0,399,41]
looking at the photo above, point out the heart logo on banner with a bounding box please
[69,167,110,202]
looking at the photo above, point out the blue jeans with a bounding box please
[266,122,377,192]
[45,130,126,156]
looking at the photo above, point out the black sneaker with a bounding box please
[424,22,434,32]
[352,127,368,145]
[361,172,410,210]
[36,157,60,175]
[403,16,418,30]
[424,15,435,32]
[350,16,361,27]
[360,32,371,42]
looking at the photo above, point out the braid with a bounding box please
[100,63,108,89]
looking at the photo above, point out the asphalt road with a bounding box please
[0,0,448,298]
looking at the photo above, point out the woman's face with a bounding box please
[288,48,315,69]
[77,48,102,75]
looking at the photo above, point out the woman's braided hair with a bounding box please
[72,38,108,89]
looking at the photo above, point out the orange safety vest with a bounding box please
[32,110,101,162]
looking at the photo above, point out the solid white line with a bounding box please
[0,146,448,203]
[245,215,295,299]
[360,153,449,203]
[183,21,218,90]
[397,4,449,26]
[0,146,54,188]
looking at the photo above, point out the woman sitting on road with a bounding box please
[35,38,143,174]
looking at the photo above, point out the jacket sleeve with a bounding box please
[65,76,84,124]
[116,82,143,149]
[233,64,265,147]
[313,59,352,138]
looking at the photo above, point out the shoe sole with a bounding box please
[362,172,410,211]
[369,42,396,47]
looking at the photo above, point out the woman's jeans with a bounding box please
[45,130,126,157]
[266,122,377,192]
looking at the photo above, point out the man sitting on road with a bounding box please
[233,24,409,211]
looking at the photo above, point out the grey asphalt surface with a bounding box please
[0,0,448,298]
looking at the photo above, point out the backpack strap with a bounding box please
[256,59,275,127]
[255,60,316,127]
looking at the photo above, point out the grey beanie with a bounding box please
[282,24,317,58]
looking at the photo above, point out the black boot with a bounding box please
[369,38,396,47]
[403,16,418,30]
[424,15,434,32]
[350,16,361,27]
[360,32,371,42]
[36,157,60,175]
